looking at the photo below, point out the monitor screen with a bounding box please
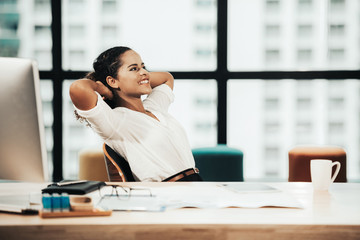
[0,57,49,182]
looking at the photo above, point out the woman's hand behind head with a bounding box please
[96,81,114,101]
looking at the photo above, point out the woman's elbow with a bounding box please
[166,72,174,89]
[69,81,82,103]
[69,80,97,110]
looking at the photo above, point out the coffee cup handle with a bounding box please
[331,161,341,182]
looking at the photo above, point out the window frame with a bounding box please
[43,0,360,181]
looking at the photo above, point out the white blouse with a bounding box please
[75,84,195,182]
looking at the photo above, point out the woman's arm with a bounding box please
[149,72,174,90]
[69,79,113,110]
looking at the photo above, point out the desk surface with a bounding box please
[0,182,360,240]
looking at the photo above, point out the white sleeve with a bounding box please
[73,92,125,140]
[143,84,174,113]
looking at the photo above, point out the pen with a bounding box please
[56,180,87,186]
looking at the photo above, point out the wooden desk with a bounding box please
[0,182,359,240]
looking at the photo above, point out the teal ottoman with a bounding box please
[192,144,244,181]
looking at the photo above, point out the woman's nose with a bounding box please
[140,68,149,75]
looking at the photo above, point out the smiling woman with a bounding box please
[69,46,202,182]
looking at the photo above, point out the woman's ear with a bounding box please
[106,76,120,89]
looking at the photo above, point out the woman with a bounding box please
[69,46,202,182]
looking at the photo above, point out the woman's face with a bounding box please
[116,50,151,98]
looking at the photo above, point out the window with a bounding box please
[266,0,281,12]
[0,40,19,57]
[195,0,214,8]
[68,25,85,37]
[68,0,85,14]
[102,25,117,39]
[297,49,312,62]
[62,80,104,179]
[264,97,280,110]
[195,48,213,58]
[102,0,117,12]
[329,48,345,61]
[170,80,217,148]
[34,0,51,12]
[35,25,51,38]
[296,121,312,133]
[298,0,312,10]
[264,146,280,159]
[264,146,280,176]
[69,50,85,69]
[265,25,280,37]
[229,0,359,71]
[0,0,52,69]
[195,97,215,107]
[297,25,312,38]
[34,50,52,69]
[297,97,312,109]
[329,24,345,37]
[329,97,345,110]
[264,121,280,133]
[195,23,213,34]
[62,0,217,71]
[265,49,280,63]
[40,80,54,176]
[3,0,360,182]
[329,121,344,133]
[0,13,18,36]
[0,2,19,57]
[330,0,346,11]
[228,79,360,180]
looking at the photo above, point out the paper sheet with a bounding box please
[95,184,303,211]
[152,184,303,209]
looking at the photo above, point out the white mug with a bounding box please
[310,159,341,191]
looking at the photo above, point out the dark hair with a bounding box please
[86,46,132,108]
[74,46,132,125]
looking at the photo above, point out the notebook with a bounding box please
[42,180,106,195]
[0,194,42,214]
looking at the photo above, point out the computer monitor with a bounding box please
[0,57,49,182]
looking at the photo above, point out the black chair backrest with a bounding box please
[103,144,136,182]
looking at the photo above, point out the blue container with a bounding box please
[61,193,70,212]
[52,193,61,212]
[42,193,52,212]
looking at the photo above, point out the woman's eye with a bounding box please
[130,67,137,71]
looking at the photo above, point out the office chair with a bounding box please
[192,144,244,181]
[288,145,347,182]
[103,144,136,182]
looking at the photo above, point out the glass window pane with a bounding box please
[63,80,104,179]
[102,0,117,13]
[40,80,53,180]
[0,0,52,70]
[228,79,360,181]
[63,79,217,179]
[62,0,217,71]
[169,80,217,148]
[228,0,360,71]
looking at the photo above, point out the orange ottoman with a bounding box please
[78,148,109,182]
[288,146,347,182]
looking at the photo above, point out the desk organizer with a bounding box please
[39,196,112,218]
